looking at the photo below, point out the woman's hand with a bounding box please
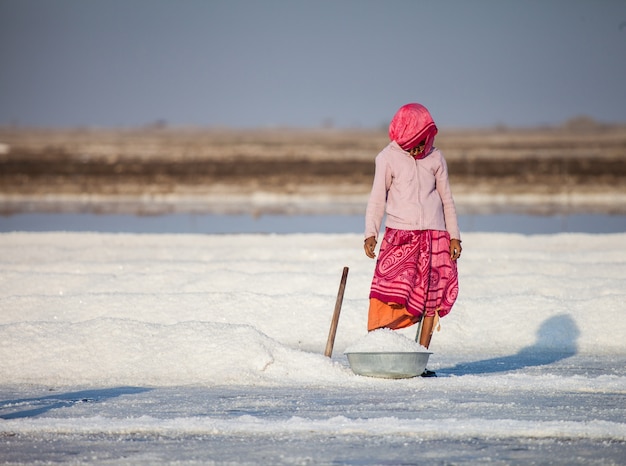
[450,238,462,261]
[364,237,377,259]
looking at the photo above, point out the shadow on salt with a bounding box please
[0,387,151,420]
[440,314,579,376]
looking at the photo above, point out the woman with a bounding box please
[364,102,461,377]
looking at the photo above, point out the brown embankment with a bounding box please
[1,124,625,214]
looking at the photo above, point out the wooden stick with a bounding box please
[324,266,349,358]
[415,314,424,343]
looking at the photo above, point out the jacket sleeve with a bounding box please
[364,154,391,240]
[435,153,461,240]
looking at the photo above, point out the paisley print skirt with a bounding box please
[369,228,459,319]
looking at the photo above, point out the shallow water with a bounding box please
[1,211,625,234]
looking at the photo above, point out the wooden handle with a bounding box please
[324,266,349,358]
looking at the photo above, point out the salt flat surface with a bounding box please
[1,232,625,464]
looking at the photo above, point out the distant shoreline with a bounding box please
[1,126,625,215]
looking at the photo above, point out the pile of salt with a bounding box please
[344,328,429,353]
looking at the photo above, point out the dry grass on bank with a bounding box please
[1,124,625,215]
[2,122,626,162]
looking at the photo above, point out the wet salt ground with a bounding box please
[3,432,625,465]
[2,352,626,465]
[3,435,624,465]
[2,211,626,234]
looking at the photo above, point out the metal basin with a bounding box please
[345,351,432,379]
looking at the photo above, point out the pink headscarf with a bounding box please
[388,103,438,158]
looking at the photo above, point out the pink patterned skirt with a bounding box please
[369,228,459,319]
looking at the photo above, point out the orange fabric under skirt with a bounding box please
[367,298,420,332]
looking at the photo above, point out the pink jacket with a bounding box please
[365,141,461,241]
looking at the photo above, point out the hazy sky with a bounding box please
[1,0,625,129]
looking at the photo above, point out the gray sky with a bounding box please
[1,0,625,129]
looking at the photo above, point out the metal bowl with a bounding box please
[345,351,432,379]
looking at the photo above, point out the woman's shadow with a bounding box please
[440,314,579,376]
